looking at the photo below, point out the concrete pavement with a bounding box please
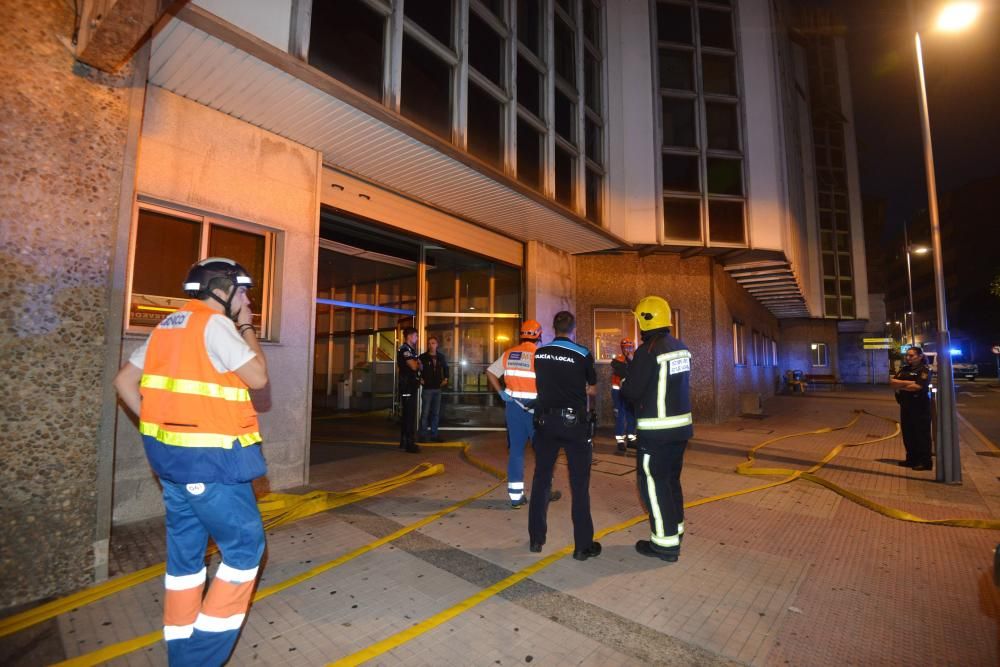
[3,388,1000,666]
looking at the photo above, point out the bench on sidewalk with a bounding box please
[804,373,842,390]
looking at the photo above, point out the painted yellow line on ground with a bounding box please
[0,463,443,639]
[52,441,507,666]
[328,411,1000,665]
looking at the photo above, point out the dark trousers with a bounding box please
[900,403,932,466]
[400,387,418,449]
[636,440,687,549]
[528,417,594,551]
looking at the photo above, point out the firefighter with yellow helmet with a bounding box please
[619,295,693,562]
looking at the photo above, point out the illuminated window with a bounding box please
[733,320,746,366]
[772,339,778,367]
[593,309,638,363]
[752,330,762,366]
[810,342,829,367]
[128,204,274,337]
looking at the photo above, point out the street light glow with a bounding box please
[936,2,980,32]
[910,246,930,255]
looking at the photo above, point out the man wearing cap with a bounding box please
[618,295,693,563]
[114,258,268,665]
[487,320,561,508]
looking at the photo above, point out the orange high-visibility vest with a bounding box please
[611,353,628,390]
[139,301,261,449]
[500,341,537,401]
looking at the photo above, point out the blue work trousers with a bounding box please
[505,402,535,501]
[612,389,636,438]
[162,479,265,667]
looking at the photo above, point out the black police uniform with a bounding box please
[620,327,693,560]
[528,337,598,557]
[894,361,932,469]
[397,341,421,453]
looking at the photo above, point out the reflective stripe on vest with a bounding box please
[140,421,262,449]
[637,413,693,430]
[140,301,260,449]
[501,342,537,400]
[504,389,538,399]
[141,374,251,403]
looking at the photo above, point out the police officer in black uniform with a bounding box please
[397,326,422,453]
[528,311,600,561]
[618,295,693,563]
[890,346,932,470]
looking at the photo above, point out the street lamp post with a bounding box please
[908,1,980,484]
[903,223,930,347]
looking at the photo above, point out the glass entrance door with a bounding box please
[314,239,417,412]
[424,247,522,429]
[312,212,523,431]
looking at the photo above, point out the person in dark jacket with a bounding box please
[418,336,449,442]
[617,295,692,563]
[890,347,933,470]
[397,327,422,453]
[528,311,600,561]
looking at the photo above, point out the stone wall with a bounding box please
[778,318,841,380]
[574,253,717,425]
[574,254,781,426]
[710,263,783,421]
[0,2,135,608]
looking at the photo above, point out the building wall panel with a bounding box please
[114,86,321,522]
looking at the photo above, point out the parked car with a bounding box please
[952,361,979,380]
[922,352,979,380]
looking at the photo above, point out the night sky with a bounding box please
[813,0,1000,237]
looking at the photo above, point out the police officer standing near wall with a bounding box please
[890,346,933,471]
[528,311,600,561]
[619,295,693,563]
[397,326,422,454]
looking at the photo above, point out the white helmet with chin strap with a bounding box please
[183,257,253,319]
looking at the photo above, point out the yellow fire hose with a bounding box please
[14,412,1000,666]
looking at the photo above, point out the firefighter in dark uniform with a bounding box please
[397,326,422,453]
[618,295,692,563]
[890,346,933,470]
[528,311,601,561]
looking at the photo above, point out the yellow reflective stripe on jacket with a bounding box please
[139,421,262,449]
[503,369,536,379]
[637,413,693,430]
[141,374,251,403]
